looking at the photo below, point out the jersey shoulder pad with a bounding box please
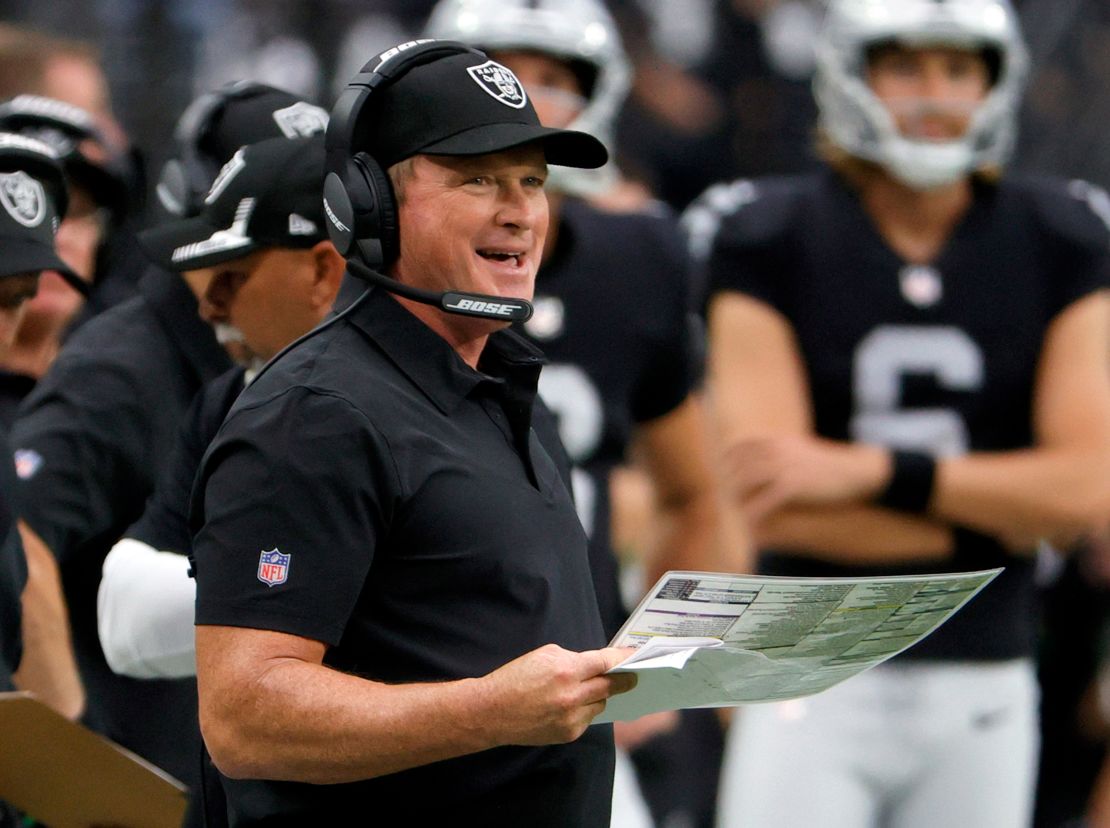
[681,174,813,262]
[1004,174,1110,254]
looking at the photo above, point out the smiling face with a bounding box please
[867,44,992,142]
[391,145,549,319]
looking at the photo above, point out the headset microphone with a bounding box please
[344,257,533,322]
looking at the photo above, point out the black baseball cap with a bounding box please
[0,95,131,220]
[184,83,330,170]
[0,132,84,292]
[157,83,329,218]
[359,47,607,169]
[140,134,328,272]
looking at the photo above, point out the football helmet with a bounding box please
[814,0,1028,190]
[425,0,630,196]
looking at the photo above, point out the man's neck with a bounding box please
[859,173,975,264]
[391,294,495,370]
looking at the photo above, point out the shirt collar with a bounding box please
[347,284,546,415]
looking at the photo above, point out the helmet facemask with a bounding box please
[814,0,1028,190]
[425,0,631,197]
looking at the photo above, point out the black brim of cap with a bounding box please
[139,216,260,272]
[0,239,87,296]
[420,123,608,169]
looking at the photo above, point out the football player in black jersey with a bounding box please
[425,4,729,826]
[688,1,1110,826]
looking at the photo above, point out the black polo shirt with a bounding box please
[192,286,614,827]
[10,265,231,792]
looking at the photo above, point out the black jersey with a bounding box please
[516,198,699,638]
[704,170,1110,661]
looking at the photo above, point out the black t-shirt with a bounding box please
[703,170,1110,660]
[10,265,231,788]
[0,422,26,690]
[128,366,247,555]
[192,286,614,826]
[518,199,699,637]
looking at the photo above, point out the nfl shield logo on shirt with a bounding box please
[257,548,290,587]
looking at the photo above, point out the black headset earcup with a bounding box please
[354,153,399,270]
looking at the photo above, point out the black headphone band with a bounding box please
[326,40,483,165]
[158,82,275,215]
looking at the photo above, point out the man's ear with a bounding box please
[311,240,346,309]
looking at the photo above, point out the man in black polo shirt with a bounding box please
[8,85,326,805]
[191,43,635,826]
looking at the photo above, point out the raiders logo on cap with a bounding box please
[467,61,528,109]
[0,170,46,228]
[272,101,329,139]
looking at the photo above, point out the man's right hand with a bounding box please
[478,644,636,746]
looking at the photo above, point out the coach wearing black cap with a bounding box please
[0,132,83,721]
[9,84,325,814]
[191,41,633,826]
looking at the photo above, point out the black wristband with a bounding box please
[877,450,936,513]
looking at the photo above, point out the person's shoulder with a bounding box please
[564,196,680,237]
[22,294,176,411]
[997,173,1110,255]
[682,172,820,262]
[561,197,688,272]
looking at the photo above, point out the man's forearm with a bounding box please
[14,522,83,720]
[754,504,954,564]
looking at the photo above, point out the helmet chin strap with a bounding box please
[345,257,534,322]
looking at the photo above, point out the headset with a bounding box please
[156,81,280,218]
[323,39,534,323]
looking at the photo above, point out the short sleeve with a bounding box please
[128,369,246,555]
[191,386,396,646]
[686,177,804,317]
[11,357,154,563]
[1040,180,1110,319]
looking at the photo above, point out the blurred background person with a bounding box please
[0,94,134,425]
[0,132,83,721]
[694,0,1110,825]
[8,82,324,824]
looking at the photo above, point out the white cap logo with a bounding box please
[272,102,329,138]
[467,61,528,109]
[0,171,46,228]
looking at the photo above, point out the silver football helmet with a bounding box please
[814,0,1028,190]
[425,0,631,196]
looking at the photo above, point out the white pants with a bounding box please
[717,659,1039,828]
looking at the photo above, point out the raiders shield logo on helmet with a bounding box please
[0,170,46,228]
[467,61,528,109]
